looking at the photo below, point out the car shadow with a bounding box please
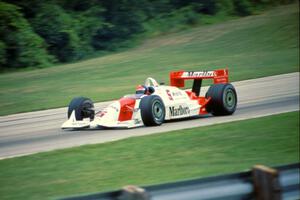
[62,114,213,132]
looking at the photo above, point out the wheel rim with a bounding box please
[152,100,164,120]
[224,89,236,109]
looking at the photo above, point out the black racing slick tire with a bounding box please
[205,83,237,116]
[140,95,165,126]
[67,97,95,120]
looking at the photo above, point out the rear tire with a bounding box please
[67,97,95,120]
[205,84,237,116]
[140,95,165,126]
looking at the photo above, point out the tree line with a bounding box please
[0,0,294,70]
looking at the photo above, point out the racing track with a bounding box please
[0,72,299,159]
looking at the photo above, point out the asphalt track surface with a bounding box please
[0,72,299,159]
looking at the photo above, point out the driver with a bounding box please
[136,85,149,95]
[135,85,155,95]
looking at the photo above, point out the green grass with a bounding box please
[0,111,298,200]
[0,4,299,116]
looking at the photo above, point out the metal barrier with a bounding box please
[61,163,299,200]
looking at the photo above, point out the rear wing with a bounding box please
[170,69,229,96]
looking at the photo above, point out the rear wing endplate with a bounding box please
[170,69,229,88]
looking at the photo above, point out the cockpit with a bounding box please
[135,77,159,95]
[124,77,160,99]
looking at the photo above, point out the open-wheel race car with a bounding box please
[61,69,237,129]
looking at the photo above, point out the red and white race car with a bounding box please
[61,69,237,129]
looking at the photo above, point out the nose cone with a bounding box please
[91,101,121,127]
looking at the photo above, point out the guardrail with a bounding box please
[61,163,299,200]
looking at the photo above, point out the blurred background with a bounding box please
[0,0,296,70]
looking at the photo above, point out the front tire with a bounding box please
[67,97,95,120]
[205,84,237,116]
[140,95,165,126]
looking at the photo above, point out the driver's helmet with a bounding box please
[136,85,148,94]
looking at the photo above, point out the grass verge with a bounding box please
[0,111,299,200]
[0,3,299,116]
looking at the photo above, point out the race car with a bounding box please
[61,69,237,129]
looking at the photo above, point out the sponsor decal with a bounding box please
[134,118,142,124]
[96,111,107,117]
[182,71,216,78]
[166,89,174,100]
[71,122,88,126]
[169,105,190,117]
[172,91,182,97]
[109,105,119,112]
